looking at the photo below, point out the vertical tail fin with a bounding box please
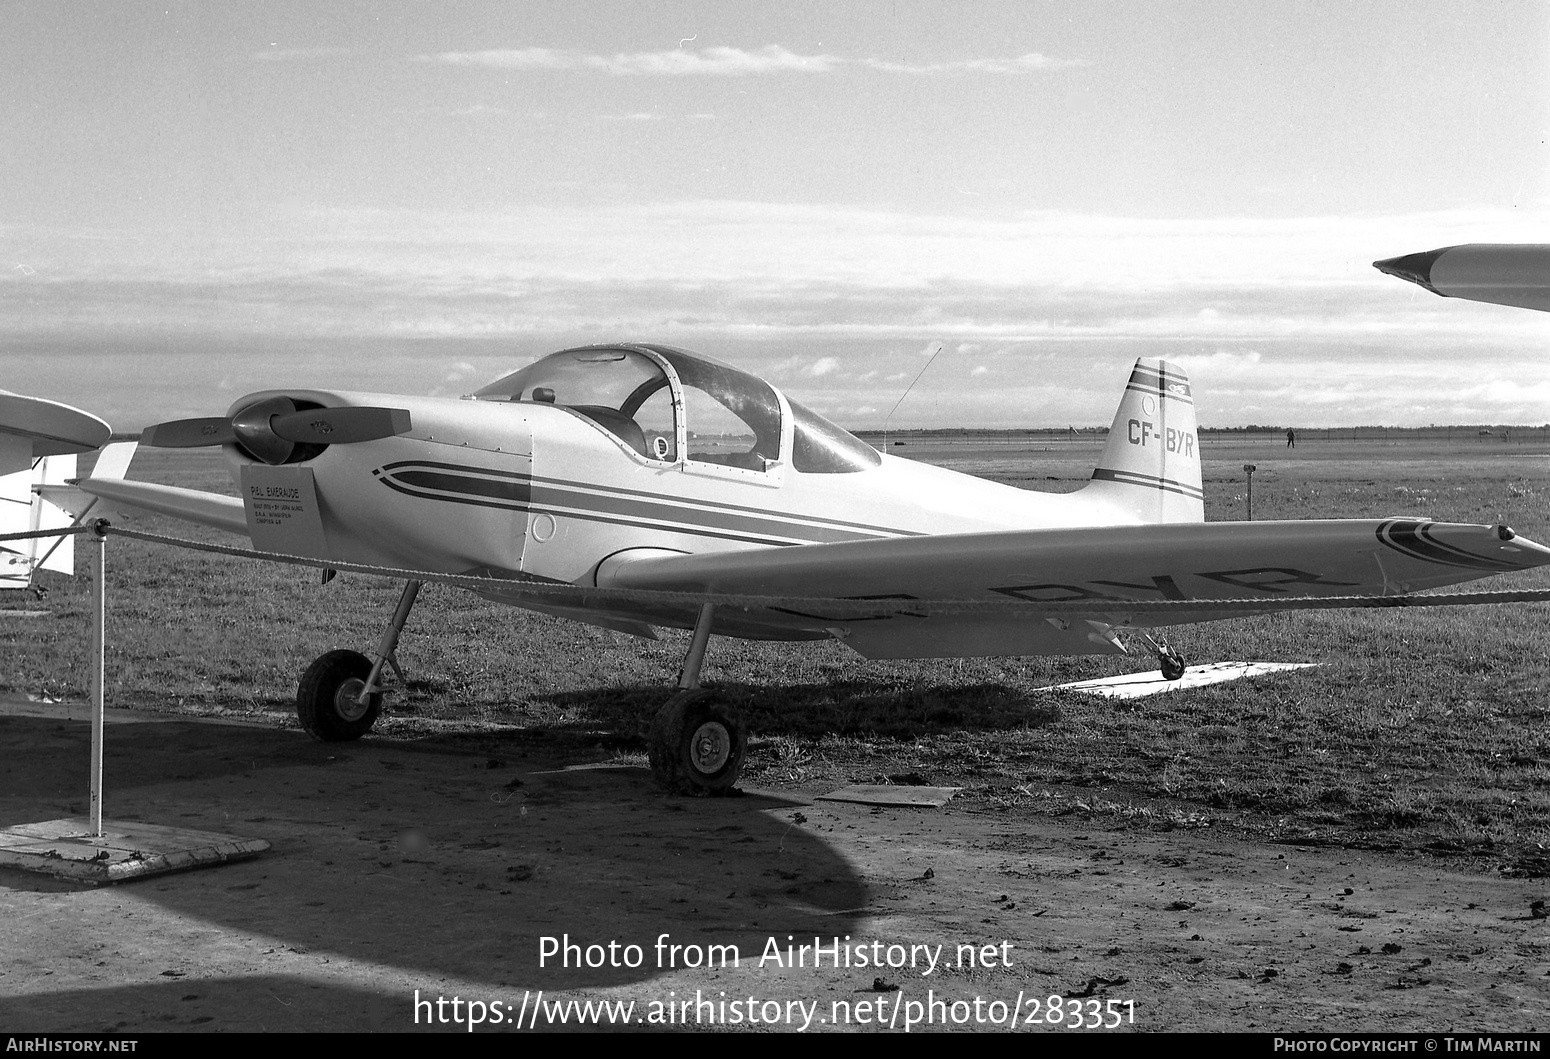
[1080,358,1204,523]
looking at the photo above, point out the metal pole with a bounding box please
[89,522,106,838]
[1243,464,1256,521]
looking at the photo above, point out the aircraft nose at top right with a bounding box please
[1374,243,1550,312]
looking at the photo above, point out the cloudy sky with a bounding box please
[4,1,1549,429]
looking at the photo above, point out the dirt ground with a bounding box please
[0,698,1546,1035]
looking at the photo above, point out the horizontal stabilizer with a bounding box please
[76,478,249,536]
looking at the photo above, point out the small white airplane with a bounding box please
[1375,244,1550,312]
[76,345,1550,793]
[0,391,114,594]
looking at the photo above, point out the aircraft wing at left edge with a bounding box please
[74,477,249,536]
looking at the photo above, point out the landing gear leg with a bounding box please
[296,579,422,741]
[649,603,748,795]
[362,580,423,696]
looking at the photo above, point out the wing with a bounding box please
[598,519,1550,658]
[0,391,112,465]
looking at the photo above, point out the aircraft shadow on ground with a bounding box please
[0,975,427,1033]
[523,680,1064,741]
[0,716,870,994]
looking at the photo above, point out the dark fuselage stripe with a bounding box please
[528,471,918,537]
[377,459,917,538]
[375,458,917,542]
[533,483,881,543]
[1376,520,1523,571]
[393,469,532,505]
[374,464,901,544]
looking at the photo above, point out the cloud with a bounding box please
[13,203,1550,427]
[970,365,990,376]
[412,45,1081,77]
[252,46,355,63]
[415,45,835,76]
[417,47,575,71]
[861,53,1088,75]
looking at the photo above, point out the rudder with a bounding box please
[1080,358,1204,523]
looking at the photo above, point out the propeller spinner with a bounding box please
[142,397,412,465]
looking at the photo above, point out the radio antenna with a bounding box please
[882,342,944,449]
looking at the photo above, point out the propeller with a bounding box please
[141,396,412,465]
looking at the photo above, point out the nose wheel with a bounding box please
[297,649,382,740]
[295,579,421,741]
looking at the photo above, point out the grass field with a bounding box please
[3,438,1548,875]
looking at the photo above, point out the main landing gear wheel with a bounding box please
[1159,647,1187,682]
[297,649,382,741]
[648,689,748,796]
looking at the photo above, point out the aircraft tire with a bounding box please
[648,689,747,796]
[1159,649,1187,682]
[297,649,382,741]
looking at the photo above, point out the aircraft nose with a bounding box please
[1372,248,1447,294]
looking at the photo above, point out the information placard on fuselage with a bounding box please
[240,464,328,558]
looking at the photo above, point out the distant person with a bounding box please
[1286,428,1296,448]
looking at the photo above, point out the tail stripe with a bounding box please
[1127,364,1194,402]
[1090,467,1205,501]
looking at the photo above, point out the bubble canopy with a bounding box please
[472,344,879,474]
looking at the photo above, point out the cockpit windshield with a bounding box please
[472,344,879,474]
[788,397,881,473]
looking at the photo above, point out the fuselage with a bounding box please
[223,388,1134,581]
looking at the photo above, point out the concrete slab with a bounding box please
[0,817,269,885]
[816,784,961,808]
[0,696,170,724]
[1041,660,1320,700]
